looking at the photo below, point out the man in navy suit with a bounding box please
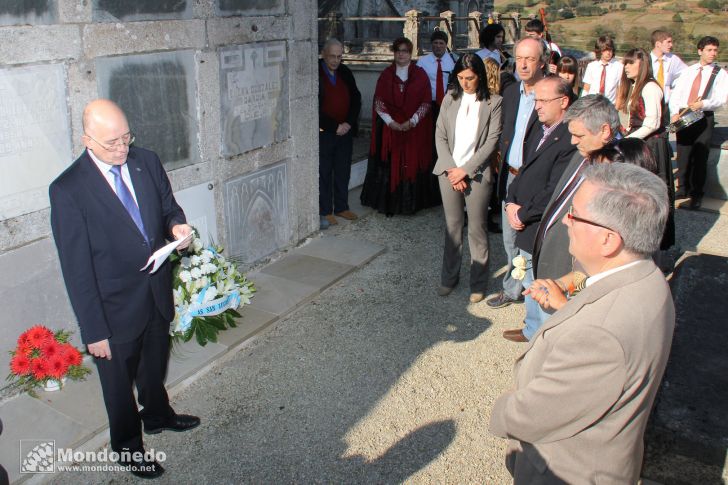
[502,77,576,342]
[50,99,200,479]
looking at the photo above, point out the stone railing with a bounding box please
[318,9,521,59]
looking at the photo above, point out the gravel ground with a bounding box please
[49,200,727,485]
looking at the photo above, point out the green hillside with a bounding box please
[496,0,728,61]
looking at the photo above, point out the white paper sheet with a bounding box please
[140,234,193,274]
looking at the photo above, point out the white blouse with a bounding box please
[452,92,481,167]
[626,81,663,139]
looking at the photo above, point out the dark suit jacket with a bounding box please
[506,122,576,253]
[497,81,540,200]
[532,151,585,280]
[50,147,186,345]
[318,61,362,136]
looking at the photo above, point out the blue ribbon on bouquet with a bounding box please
[177,285,241,333]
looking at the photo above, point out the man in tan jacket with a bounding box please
[489,162,675,484]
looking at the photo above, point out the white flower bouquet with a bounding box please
[170,231,255,346]
[510,255,529,281]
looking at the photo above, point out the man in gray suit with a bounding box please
[531,95,620,285]
[490,162,675,484]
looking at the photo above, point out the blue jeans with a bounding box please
[501,173,523,300]
[520,249,551,340]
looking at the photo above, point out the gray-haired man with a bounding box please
[503,94,621,342]
[491,162,675,483]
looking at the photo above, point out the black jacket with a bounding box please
[497,81,540,201]
[50,147,186,344]
[506,121,576,253]
[318,61,362,136]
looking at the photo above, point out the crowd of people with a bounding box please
[319,24,727,483]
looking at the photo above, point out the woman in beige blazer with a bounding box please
[434,53,502,302]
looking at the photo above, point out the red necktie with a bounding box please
[688,66,703,104]
[599,64,606,95]
[436,59,445,105]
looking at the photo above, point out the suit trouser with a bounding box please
[500,172,523,299]
[438,173,491,293]
[319,131,353,215]
[95,302,174,453]
[676,112,713,199]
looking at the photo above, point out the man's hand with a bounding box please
[523,278,567,311]
[88,339,112,360]
[172,223,193,250]
[336,122,351,136]
[548,63,557,74]
[670,114,680,124]
[446,167,467,186]
[505,203,525,231]
[688,100,704,111]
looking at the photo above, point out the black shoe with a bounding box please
[674,189,688,199]
[486,291,523,309]
[688,197,702,210]
[118,454,165,479]
[144,414,201,435]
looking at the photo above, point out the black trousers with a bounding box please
[319,131,353,215]
[95,301,174,453]
[676,112,714,199]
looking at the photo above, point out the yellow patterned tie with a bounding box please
[657,58,664,88]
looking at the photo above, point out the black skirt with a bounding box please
[360,118,441,215]
[646,134,675,250]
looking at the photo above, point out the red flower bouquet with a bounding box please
[7,325,90,396]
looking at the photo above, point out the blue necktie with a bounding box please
[110,164,148,243]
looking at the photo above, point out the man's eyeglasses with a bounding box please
[567,205,618,233]
[534,96,566,104]
[85,132,135,152]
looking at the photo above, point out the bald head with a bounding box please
[82,99,131,165]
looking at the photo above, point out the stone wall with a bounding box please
[0,0,319,378]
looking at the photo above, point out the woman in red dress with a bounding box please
[361,37,440,215]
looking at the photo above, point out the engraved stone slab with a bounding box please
[174,181,218,247]
[0,0,57,26]
[92,0,192,22]
[0,64,72,219]
[216,0,284,17]
[219,42,289,156]
[96,51,200,171]
[225,162,290,263]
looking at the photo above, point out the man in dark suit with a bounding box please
[531,95,621,289]
[50,99,200,479]
[502,77,576,342]
[486,37,543,308]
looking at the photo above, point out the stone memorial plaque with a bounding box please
[93,0,192,22]
[219,42,289,156]
[174,182,218,247]
[0,64,72,219]
[225,162,290,263]
[0,0,56,26]
[96,51,200,171]
[216,0,284,16]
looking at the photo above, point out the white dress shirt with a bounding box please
[668,62,728,115]
[88,149,140,205]
[585,260,643,287]
[475,47,501,65]
[650,51,687,102]
[452,92,481,167]
[417,52,456,99]
[626,81,663,139]
[582,58,623,104]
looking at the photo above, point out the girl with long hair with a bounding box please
[616,47,674,250]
